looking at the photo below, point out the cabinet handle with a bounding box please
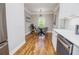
[0,42,8,49]
[58,38,69,49]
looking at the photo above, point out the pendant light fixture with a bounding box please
[40,9,42,17]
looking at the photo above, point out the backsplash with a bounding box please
[68,17,79,32]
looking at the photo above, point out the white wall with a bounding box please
[6,3,25,54]
[58,3,79,29]
[45,14,54,32]
[32,14,54,32]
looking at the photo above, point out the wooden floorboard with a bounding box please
[14,32,55,55]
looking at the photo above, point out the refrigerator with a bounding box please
[0,3,9,55]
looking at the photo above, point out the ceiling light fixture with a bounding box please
[40,9,42,17]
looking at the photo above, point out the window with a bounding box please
[38,16,45,28]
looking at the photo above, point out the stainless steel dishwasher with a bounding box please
[56,34,73,55]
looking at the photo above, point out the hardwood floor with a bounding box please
[14,32,55,55]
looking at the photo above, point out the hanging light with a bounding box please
[40,9,42,17]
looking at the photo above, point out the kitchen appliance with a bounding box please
[0,3,9,55]
[56,34,73,55]
[75,25,79,34]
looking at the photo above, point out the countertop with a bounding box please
[53,29,79,46]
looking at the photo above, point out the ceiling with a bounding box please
[24,3,59,14]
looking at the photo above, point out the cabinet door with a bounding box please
[72,45,79,55]
[52,31,57,52]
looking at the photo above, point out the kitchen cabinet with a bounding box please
[59,4,79,19]
[58,4,79,29]
[52,30,57,52]
[72,44,79,55]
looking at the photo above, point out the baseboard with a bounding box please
[9,41,25,55]
[25,31,52,35]
[25,31,30,36]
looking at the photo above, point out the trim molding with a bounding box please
[25,31,52,35]
[9,41,25,55]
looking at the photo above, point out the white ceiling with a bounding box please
[24,3,59,14]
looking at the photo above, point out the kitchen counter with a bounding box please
[53,29,79,47]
